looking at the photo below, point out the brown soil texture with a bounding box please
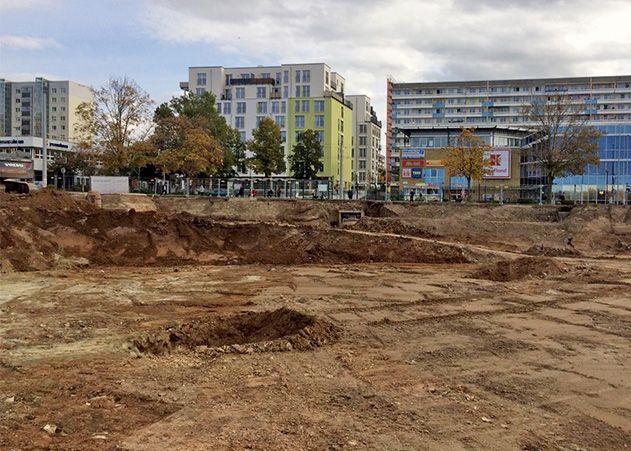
[0,194,481,271]
[129,308,339,355]
[469,256,567,282]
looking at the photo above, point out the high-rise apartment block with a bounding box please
[387,76,631,199]
[0,77,92,182]
[181,63,355,188]
[346,95,382,190]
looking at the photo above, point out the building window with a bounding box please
[52,88,57,93]
[275,72,281,84]
[359,136,367,145]
[236,87,245,99]
[303,85,310,97]
[315,115,325,128]
[237,102,246,114]
[295,115,305,128]
[60,115,66,121]
[223,103,231,115]
[283,71,289,84]
[295,86,301,97]
[359,148,366,158]
[281,130,287,142]
[216,103,221,111]
[359,160,366,169]
[314,100,324,112]
[197,73,207,85]
[256,116,265,126]
[61,87,66,94]
[317,131,324,143]
[271,101,279,114]
[275,116,285,128]
[281,101,287,113]
[239,131,246,142]
[261,72,270,79]
[302,70,310,83]
[295,100,300,113]
[302,100,310,112]
[359,124,367,134]
[257,87,267,98]
[235,116,245,129]
[295,70,301,82]
[283,86,289,98]
[325,72,330,85]
[196,87,205,96]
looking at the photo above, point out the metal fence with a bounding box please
[53,175,387,200]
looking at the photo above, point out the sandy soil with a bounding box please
[1,192,630,449]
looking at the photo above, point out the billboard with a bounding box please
[0,160,33,179]
[401,148,425,159]
[401,168,412,178]
[401,159,425,168]
[411,168,423,179]
[483,149,511,179]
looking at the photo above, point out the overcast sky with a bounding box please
[2,0,631,128]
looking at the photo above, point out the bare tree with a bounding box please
[74,76,153,175]
[523,95,602,203]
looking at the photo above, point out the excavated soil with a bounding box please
[468,256,567,282]
[129,308,339,355]
[2,192,631,450]
[0,194,482,271]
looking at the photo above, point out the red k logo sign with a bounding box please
[489,154,502,166]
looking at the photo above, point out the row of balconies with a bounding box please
[392,86,631,99]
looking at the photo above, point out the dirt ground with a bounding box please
[1,192,631,450]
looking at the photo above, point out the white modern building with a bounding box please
[346,95,382,190]
[180,63,355,187]
[0,77,92,182]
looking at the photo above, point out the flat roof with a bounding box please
[391,75,631,88]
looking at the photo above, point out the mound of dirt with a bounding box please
[525,244,582,257]
[0,189,92,211]
[0,199,482,270]
[469,257,567,282]
[128,308,339,355]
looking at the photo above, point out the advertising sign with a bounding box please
[483,149,511,179]
[401,159,425,168]
[0,160,33,178]
[425,160,443,167]
[401,148,425,159]
[401,168,412,178]
[411,168,423,179]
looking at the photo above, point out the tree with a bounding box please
[523,95,602,203]
[443,129,493,193]
[289,129,323,179]
[247,117,286,177]
[152,116,223,180]
[217,128,247,177]
[156,91,246,177]
[48,151,99,178]
[74,77,153,175]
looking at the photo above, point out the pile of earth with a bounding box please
[128,307,339,355]
[469,256,567,282]
[0,193,482,271]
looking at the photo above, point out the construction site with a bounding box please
[1,191,630,450]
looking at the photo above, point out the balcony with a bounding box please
[179,81,189,91]
[229,77,276,86]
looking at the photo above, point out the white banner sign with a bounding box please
[90,176,129,194]
[483,149,511,179]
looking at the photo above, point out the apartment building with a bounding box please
[181,63,353,189]
[0,77,93,182]
[387,76,631,198]
[346,95,382,190]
